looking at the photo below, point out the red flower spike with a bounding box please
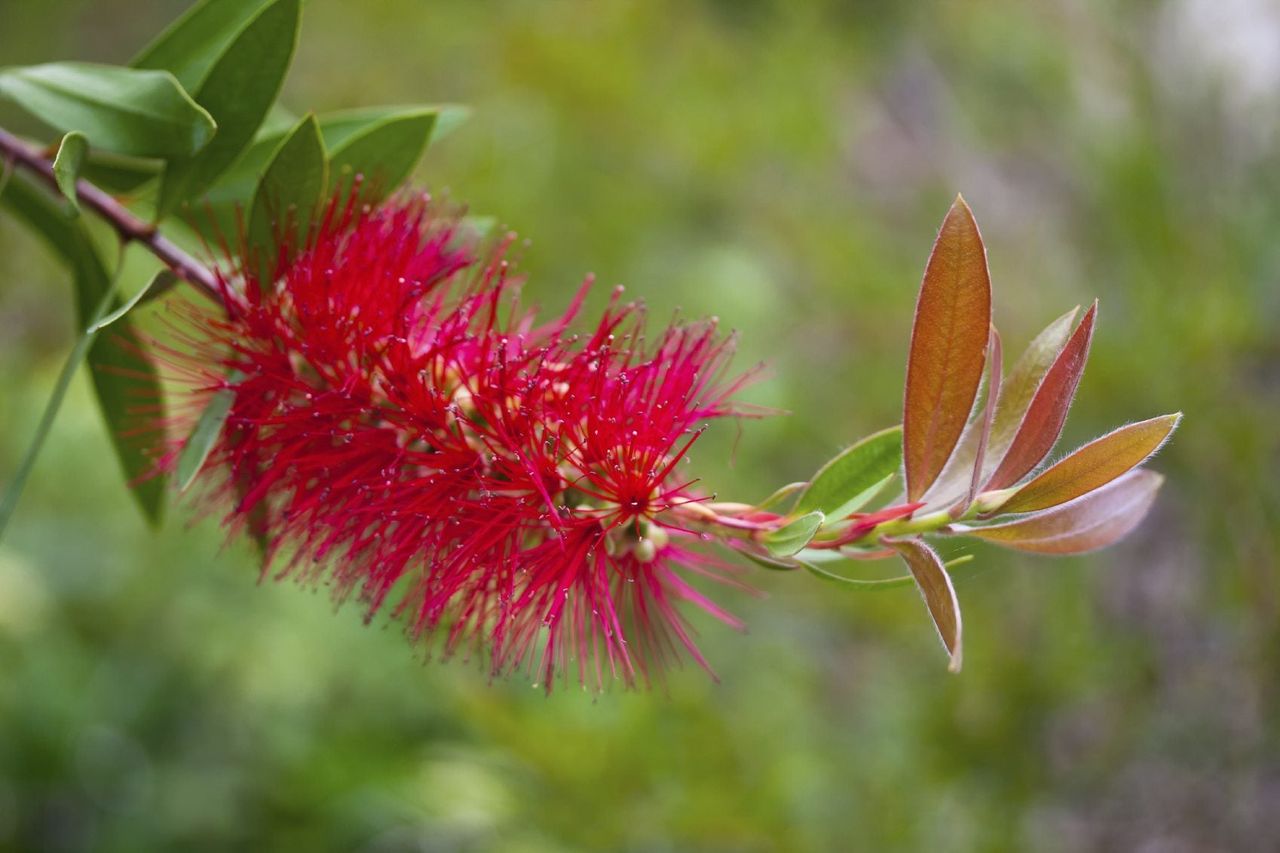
[162,192,756,691]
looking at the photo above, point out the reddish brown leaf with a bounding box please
[985,301,1097,491]
[985,306,1078,475]
[903,196,992,500]
[998,413,1181,515]
[887,538,963,672]
[965,469,1163,554]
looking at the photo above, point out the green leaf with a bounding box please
[326,107,438,200]
[91,270,177,332]
[0,62,215,158]
[763,511,825,558]
[757,481,806,513]
[796,425,902,519]
[80,149,162,193]
[51,131,87,213]
[799,554,976,591]
[902,196,992,500]
[177,387,235,492]
[247,113,328,277]
[152,0,302,215]
[0,174,166,525]
[431,104,471,141]
[133,0,277,92]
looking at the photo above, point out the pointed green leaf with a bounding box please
[887,538,963,672]
[247,113,327,277]
[133,0,276,91]
[327,108,438,200]
[796,425,902,518]
[763,511,825,558]
[799,554,976,592]
[152,0,302,215]
[51,131,87,213]
[0,62,214,158]
[0,174,166,524]
[177,387,235,491]
[903,196,993,500]
[80,149,162,193]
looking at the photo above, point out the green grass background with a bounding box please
[2,0,1278,849]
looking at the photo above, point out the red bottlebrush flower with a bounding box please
[163,192,757,690]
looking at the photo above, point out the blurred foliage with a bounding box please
[2,0,1279,850]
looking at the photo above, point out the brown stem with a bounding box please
[0,125,221,303]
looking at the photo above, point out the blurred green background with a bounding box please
[2,0,1279,850]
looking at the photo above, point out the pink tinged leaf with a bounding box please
[985,301,1097,491]
[903,196,993,501]
[960,325,1002,514]
[983,306,1079,479]
[924,308,1078,508]
[965,469,1163,555]
[997,413,1182,515]
[887,538,963,672]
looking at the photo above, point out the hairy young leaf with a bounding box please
[997,414,1181,515]
[986,307,1078,474]
[965,469,1162,554]
[796,425,902,519]
[903,196,992,500]
[763,511,826,558]
[962,326,1002,512]
[985,302,1097,491]
[0,63,214,158]
[888,538,963,672]
[152,0,302,215]
[247,113,327,276]
[51,131,87,213]
[0,175,165,523]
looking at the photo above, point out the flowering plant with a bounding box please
[0,0,1178,690]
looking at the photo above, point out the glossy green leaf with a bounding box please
[177,387,236,492]
[327,108,438,200]
[796,425,902,519]
[133,0,276,91]
[153,0,302,215]
[799,554,976,591]
[997,414,1181,515]
[247,113,328,277]
[964,469,1162,554]
[758,481,806,513]
[903,196,992,500]
[0,174,165,524]
[0,62,214,158]
[91,270,177,332]
[763,511,825,558]
[888,538,963,672]
[80,149,162,193]
[51,131,87,213]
